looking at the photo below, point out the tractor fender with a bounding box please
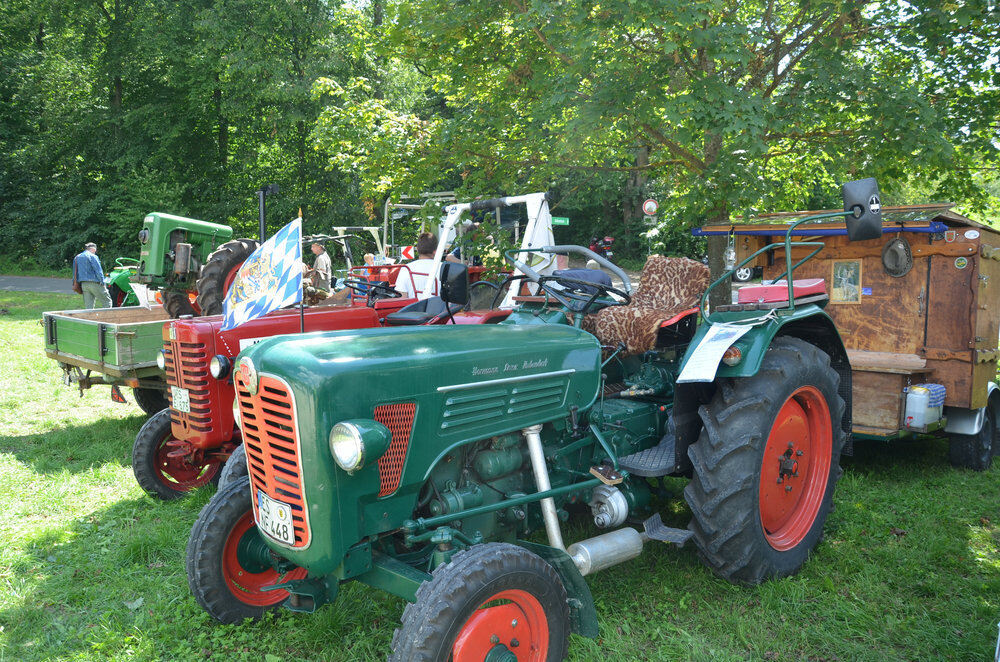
[673,307,852,456]
[944,382,1000,435]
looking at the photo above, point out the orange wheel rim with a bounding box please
[758,385,832,551]
[451,589,548,662]
[222,512,307,607]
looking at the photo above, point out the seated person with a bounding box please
[396,232,440,298]
[445,221,485,266]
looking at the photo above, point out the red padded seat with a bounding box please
[737,278,826,304]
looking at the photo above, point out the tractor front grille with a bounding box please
[236,372,311,548]
[373,403,416,497]
[164,339,213,432]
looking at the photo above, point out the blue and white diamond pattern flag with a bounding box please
[221,217,303,331]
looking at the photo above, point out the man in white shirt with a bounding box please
[396,232,440,298]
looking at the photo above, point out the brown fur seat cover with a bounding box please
[582,255,709,354]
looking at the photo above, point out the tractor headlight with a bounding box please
[209,355,231,379]
[156,349,168,371]
[232,398,242,430]
[329,420,392,474]
[138,228,150,244]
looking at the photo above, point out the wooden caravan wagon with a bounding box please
[697,205,1000,469]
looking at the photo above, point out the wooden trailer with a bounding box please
[697,205,1000,469]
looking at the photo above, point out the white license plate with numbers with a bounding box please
[170,386,190,413]
[257,490,295,545]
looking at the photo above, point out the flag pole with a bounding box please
[299,208,306,334]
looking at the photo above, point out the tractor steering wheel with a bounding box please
[341,277,401,303]
[536,275,631,315]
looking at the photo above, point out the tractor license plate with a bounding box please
[170,386,190,413]
[257,490,295,546]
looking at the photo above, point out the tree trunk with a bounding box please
[621,145,649,255]
[214,84,228,167]
[705,204,730,311]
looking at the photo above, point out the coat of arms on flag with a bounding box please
[221,218,303,331]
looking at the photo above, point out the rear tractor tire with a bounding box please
[684,336,846,584]
[196,239,260,317]
[162,290,197,318]
[132,408,222,500]
[186,476,307,623]
[389,542,569,662]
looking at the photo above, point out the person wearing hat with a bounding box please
[73,242,112,309]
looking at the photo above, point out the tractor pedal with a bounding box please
[642,513,693,546]
[617,430,677,477]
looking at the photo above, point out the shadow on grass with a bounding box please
[0,494,402,661]
[843,433,952,477]
[0,413,148,476]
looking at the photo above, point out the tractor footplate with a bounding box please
[642,513,693,546]
[617,431,676,477]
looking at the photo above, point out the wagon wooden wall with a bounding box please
[739,219,1000,432]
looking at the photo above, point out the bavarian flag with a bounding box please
[221,217,303,331]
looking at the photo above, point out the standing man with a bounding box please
[310,242,332,292]
[73,242,112,309]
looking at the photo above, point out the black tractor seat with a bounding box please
[384,296,464,326]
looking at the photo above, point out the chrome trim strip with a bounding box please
[437,368,576,393]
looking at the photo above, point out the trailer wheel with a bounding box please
[132,385,168,416]
[684,336,845,584]
[132,408,222,500]
[196,239,260,317]
[948,401,995,471]
[217,443,248,492]
[187,477,307,623]
[389,543,569,662]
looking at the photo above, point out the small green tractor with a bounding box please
[186,182,883,660]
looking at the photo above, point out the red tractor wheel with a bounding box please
[196,239,260,317]
[389,543,569,662]
[187,477,308,623]
[684,336,846,584]
[132,408,222,500]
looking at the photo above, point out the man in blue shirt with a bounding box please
[73,243,112,309]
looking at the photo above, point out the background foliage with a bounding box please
[1,0,998,270]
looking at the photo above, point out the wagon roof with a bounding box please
[696,204,998,237]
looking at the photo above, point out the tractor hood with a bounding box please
[237,323,602,576]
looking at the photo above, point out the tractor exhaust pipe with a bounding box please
[522,424,566,551]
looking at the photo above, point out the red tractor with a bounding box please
[132,194,559,499]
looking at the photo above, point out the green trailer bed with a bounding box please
[43,306,170,413]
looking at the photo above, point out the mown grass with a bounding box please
[0,290,998,661]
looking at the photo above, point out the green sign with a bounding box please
[551,216,570,226]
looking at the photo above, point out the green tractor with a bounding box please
[132,212,257,317]
[186,183,883,659]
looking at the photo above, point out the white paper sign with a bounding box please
[677,323,753,383]
[238,337,267,351]
[129,283,152,309]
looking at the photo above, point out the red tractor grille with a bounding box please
[373,403,416,497]
[236,373,311,548]
[165,339,213,432]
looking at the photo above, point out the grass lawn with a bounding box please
[0,290,998,661]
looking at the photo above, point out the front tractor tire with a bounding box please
[217,443,248,492]
[132,408,222,500]
[187,477,307,623]
[389,543,570,662]
[684,336,846,584]
[196,239,260,317]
